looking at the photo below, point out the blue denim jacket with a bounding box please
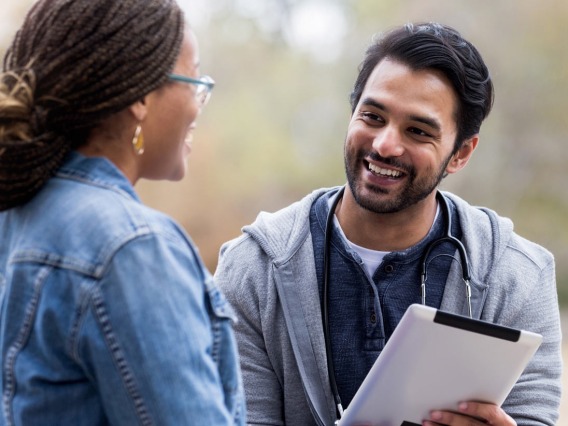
[0,152,246,425]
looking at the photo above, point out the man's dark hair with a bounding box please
[350,22,494,152]
[0,0,184,211]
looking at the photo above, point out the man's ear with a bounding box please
[128,97,148,123]
[445,135,479,175]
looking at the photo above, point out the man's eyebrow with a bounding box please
[360,97,387,111]
[409,115,442,133]
[361,96,442,132]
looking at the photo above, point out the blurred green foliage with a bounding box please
[2,0,567,303]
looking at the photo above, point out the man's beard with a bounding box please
[344,150,452,214]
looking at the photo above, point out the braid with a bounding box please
[0,0,184,211]
[0,69,69,209]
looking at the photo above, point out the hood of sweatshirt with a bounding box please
[242,186,515,291]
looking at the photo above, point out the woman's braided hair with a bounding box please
[0,0,184,211]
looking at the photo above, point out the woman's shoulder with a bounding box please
[13,176,187,276]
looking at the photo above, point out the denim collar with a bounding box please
[57,151,140,203]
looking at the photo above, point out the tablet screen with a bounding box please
[339,304,542,426]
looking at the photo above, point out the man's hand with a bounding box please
[423,401,516,426]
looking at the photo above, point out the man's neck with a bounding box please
[335,188,438,252]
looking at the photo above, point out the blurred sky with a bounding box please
[177,0,349,62]
[1,0,347,61]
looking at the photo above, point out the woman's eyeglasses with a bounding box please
[167,74,215,107]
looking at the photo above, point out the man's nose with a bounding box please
[371,127,405,158]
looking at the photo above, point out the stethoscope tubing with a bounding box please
[322,186,472,421]
[323,186,346,418]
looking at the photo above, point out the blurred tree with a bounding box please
[170,0,568,302]
[1,0,567,303]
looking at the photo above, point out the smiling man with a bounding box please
[215,22,562,426]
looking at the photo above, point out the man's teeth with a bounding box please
[368,163,402,177]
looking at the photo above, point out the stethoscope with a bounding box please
[322,186,472,419]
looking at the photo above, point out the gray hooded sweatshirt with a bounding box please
[215,188,562,426]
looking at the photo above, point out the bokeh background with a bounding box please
[2,0,567,422]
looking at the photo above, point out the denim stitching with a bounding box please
[210,311,222,363]
[91,287,154,426]
[2,266,50,426]
[68,280,96,363]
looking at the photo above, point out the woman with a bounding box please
[0,0,245,424]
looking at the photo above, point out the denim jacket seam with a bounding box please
[68,280,97,364]
[2,265,51,426]
[55,172,137,202]
[66,230,190,362]
[67,231,181,423]
[9,227,160,281]
[90,285,154,426]
[10,251,102,278]
[95,228,160,277]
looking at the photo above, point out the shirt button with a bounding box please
[370,312,377,323]
[384,264,394,273]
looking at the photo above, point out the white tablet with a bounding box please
[339,304,542,426]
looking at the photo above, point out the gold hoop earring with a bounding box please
[132,124,144,155]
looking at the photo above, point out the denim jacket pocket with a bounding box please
[204,276,237,324]
[203,276,245,424]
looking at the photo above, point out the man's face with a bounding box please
[344,58,460,214]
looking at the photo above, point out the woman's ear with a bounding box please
[128,98,148,123]
[445,135,479,175]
